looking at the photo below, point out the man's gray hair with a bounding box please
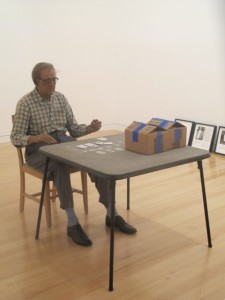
[32,62,54,84]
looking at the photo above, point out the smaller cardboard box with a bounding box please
[125,117,186,155]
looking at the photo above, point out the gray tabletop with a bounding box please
[39,133,210,180]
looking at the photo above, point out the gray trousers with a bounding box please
[25,143,115,210]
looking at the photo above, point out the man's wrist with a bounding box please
[86,125,92,134]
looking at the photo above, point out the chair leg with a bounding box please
[81,172,88,214]
[44,182,52,227]
[19,172,25,212]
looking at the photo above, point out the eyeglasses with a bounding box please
[38,77,59,84]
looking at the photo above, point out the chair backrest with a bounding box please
[16,147,25,170]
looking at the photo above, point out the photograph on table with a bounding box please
[214,126,225,155]
[191,122,216,152]
[175,119,195,146]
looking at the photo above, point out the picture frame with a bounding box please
[214,126,225,155]
[191,122,217,152]
[175,119,195,146]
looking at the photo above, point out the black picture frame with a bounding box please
[214,126,225,155]
[175,119,195,146]
[191,122,216,152]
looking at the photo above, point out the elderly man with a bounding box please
[11,62,137,247]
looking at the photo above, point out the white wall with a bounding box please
[0,0,224,143]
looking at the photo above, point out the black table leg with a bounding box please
[108,180,116,291]
[127,177,130,210]
[197,160,212,248]
[35,157,49,240]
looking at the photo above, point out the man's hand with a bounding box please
[27,134,57,145]
[86,119,102,134]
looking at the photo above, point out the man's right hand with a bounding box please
[27,134,57,145]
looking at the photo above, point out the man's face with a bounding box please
[36,67,58,99]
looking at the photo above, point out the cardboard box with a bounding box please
[125,117,187,155]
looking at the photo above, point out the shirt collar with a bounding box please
[33,88,55,103]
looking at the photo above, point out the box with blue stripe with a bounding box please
[125,118,186,155]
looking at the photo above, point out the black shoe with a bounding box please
[67,224,92,246]
[105,215,137,234]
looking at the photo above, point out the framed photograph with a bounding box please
[175,119,195,146]
[214,126,225,155]
[191,122,216,152]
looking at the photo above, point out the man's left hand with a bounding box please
[86,119,102,133]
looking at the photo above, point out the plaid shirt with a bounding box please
[11,88,87,146]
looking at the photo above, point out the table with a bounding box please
[35,133,212,291]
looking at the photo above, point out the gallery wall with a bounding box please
[0,0,224,143]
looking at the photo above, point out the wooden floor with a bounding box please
[1,138,225,300]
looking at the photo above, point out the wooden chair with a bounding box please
[12,116,88,227]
